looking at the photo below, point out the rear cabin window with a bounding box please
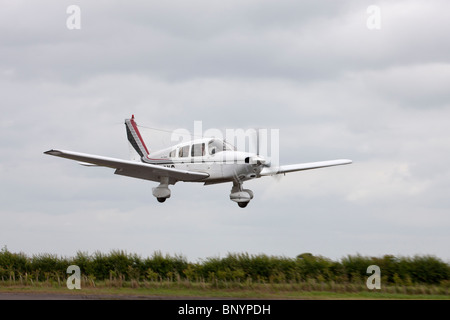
[169,149,176,158]
[191,143,205,157]
[179,145,190,157]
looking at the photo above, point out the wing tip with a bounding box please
[44,149,61,156]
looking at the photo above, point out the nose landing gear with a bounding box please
[229,181,253,208]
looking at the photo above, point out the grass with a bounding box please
[1,280,448,300]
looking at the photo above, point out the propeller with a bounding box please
[252,127,283,182]
[249,128,268,165]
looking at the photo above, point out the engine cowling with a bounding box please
[245,156,266,166]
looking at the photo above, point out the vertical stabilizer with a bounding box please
[125,115,150,160]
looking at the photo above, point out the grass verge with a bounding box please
[1,282,448,300]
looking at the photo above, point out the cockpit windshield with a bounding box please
[208,139,235,155]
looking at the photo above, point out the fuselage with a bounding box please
[142,138,263,184]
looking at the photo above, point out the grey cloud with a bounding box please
[1,0,450,261]
[7,0,450,83]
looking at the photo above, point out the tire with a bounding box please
[238,202,248,208]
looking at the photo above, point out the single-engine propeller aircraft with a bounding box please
[44,115,351,208]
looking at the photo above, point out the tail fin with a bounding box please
[125,115,150,160]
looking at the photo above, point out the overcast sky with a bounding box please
[1,0,450,263]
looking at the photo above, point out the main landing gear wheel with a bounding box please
[238,202,249,208]
[230,181,253,208]
[153,177,171,203]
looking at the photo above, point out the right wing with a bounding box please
[44,149,209,185]
[260,159,352,176]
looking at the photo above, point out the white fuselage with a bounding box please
[145,138,263,184]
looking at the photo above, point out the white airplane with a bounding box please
[44,115,351,208]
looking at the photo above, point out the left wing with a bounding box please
[260,159,352,176]
[44,149,209,184]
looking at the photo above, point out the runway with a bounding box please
[0,292,205,300]
[0,292,236,300]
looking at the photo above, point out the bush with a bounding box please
[0,247,449,288]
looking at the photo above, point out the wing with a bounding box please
[260,159,352,176]
[44,149,209,184]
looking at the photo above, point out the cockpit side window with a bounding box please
[191,143,205,157]
[179,145,190,157]
[208,139,221,155]
[208,139,235,155]
[223,141,235,151]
